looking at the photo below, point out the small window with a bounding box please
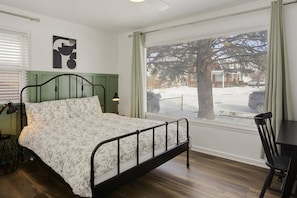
[146,30,267,127]
[0,29,29,103]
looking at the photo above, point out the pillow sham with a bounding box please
[65,96,102,118]
[25,99,69,125]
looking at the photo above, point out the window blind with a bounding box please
[0,29,29,104]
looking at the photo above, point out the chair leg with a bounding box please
[294,180,297,196]
[260,168,275,198]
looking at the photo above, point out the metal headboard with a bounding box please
[20,73,106,130]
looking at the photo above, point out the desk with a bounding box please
[277,120,297,197]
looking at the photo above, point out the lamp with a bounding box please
[112,92,120,114]
[0,102,17,139]
[0,102,17,115]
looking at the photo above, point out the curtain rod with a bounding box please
[0,10,40,22]
[129,0,297,37]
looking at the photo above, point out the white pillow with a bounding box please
[25,99,69,125]
[65,96,102,118]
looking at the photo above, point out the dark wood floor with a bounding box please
[0,151,288,198]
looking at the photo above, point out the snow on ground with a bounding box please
[152,86,265,127]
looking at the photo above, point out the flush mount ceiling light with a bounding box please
[129,0,145,2]
[129,0,170,11]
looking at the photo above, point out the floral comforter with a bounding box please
[19,113,187,197]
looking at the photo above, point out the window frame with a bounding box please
[0,29,29,104]
[145,29,268,128]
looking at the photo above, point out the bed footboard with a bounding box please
[90,118,189,197]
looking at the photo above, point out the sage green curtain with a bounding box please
[131,32,145,118]
[265,0,294,134]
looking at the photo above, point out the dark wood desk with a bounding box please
[277,120,297,197]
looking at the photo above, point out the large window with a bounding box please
[146,30,267,126]
[0,29,29,104]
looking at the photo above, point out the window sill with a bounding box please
[145,112,257,135]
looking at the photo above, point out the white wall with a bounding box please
[118,1,297,167]
[0,4,118,74]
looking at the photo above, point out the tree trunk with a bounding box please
[196,62,215,119]
[194,40,215,120]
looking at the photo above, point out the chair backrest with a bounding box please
[254,112,279,166]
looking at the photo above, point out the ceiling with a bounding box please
[0,0,262,33]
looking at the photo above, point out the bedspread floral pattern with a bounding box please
[25,100,70,125]
[66,96,102,117]
[19,113,187,197]
[25,96,102,125]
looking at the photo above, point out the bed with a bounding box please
[18,73,190,197]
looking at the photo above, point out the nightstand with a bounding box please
[0,134,19,175]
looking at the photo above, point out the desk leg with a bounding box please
[282,150,297,197]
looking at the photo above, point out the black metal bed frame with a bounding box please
[91,118,189,197]
[20,73,106,128]
[19,73,190,197]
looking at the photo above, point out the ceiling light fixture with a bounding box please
[129,0,145,2]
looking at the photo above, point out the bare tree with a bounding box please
[147,30,267,119]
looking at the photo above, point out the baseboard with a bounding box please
[191,145,267,169]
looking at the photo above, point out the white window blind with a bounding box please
[0,29,29,104]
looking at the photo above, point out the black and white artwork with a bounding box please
[53,36,77,69]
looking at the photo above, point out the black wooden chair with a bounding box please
[254,112,292,198]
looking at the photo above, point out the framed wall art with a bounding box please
[53,35,77,69]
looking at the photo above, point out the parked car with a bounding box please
[147,91,161,113]
[246,80,265,87]
[247,80,258,86]
[248,90,265,113]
